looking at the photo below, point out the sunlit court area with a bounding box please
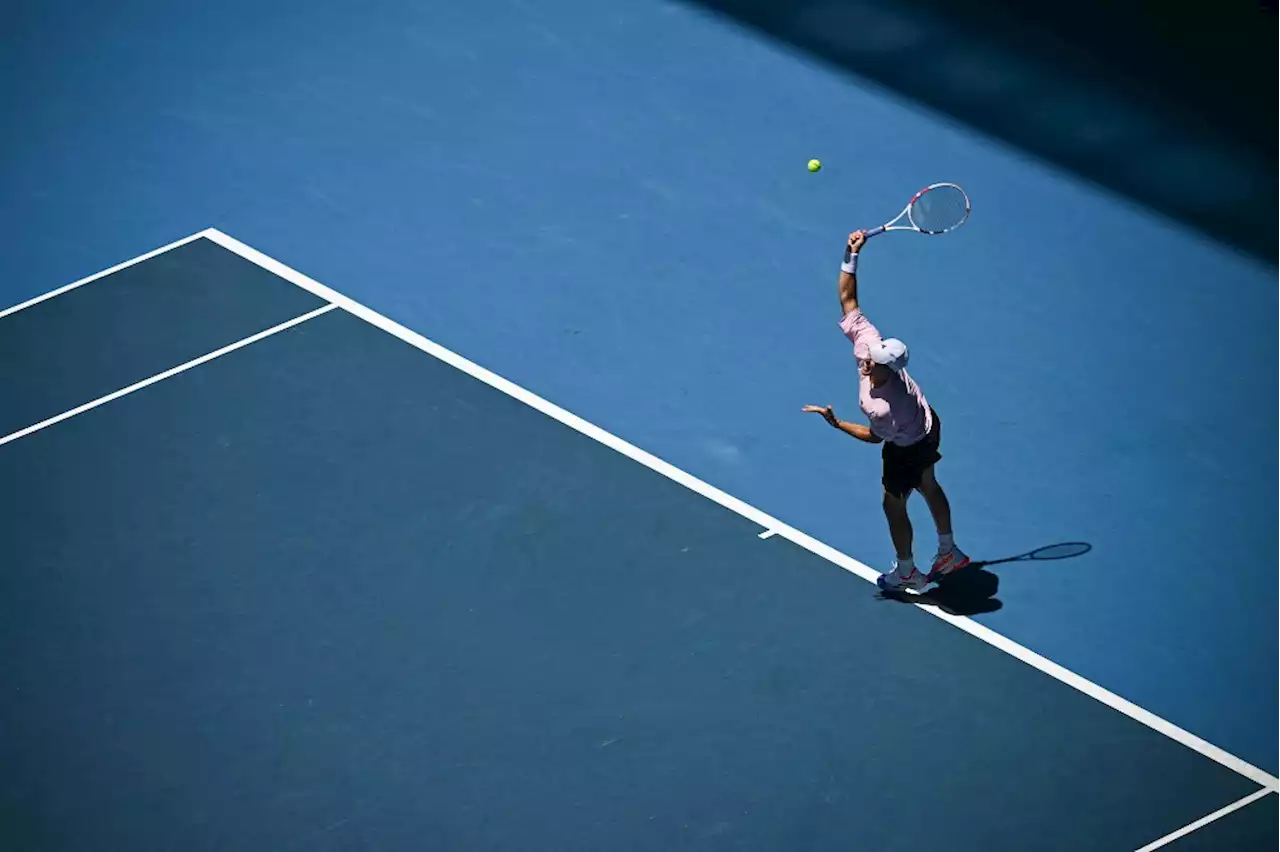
[2,1,1276,849]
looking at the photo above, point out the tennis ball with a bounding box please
[807,159,822,173]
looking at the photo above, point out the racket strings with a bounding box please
[909,186,969,233]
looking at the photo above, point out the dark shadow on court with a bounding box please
[677,0,1277,263]
[908,567,1004,616]
[879,542,1092,615]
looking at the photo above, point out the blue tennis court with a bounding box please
[4,0,1276,848]
[0,233,1274,850]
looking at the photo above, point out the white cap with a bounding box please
[868,338,909,371]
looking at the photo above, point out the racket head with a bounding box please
[905,182,970,234]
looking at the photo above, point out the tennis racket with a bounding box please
[863,182,970,238]
[969,542,1092,569]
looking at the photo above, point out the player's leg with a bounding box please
[883,488,914,563]
[876,450,929,592]
[909,409,969,578]
[917,465,952,538]
[919,465,970,577]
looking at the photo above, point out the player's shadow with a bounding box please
[879,542,1093,616]
[895,568,1004,616]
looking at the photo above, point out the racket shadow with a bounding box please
[878,541,1092,616]
[968,541,1093,571]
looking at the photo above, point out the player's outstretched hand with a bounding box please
[802,404,839,427]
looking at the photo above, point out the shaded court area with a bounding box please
[0,234,1275,850]
[682,0,1277,262]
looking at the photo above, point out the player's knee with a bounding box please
[882,489,908,514]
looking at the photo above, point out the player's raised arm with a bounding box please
[838,230,865,315]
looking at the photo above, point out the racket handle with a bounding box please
[864,225,886,238]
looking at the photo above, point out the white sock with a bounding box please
[894,555,915,573]
[938,533,954,554]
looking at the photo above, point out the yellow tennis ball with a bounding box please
[807,159,822,173]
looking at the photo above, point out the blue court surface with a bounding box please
[0,233,1274,850]
[4,1,1278,849]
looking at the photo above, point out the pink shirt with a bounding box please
[839,310,933,446]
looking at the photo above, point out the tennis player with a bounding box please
[803,229,969,592]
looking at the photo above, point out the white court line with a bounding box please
[6,229,1273,795]
[758,529,777,539]
[198,227,1279,793]
[1133,787,1274,851]
[0,231,209,320]
[0,304,337,447]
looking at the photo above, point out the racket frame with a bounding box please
[865,182,970,238]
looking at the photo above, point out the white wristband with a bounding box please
[841,252,859,274]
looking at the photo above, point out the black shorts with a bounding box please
[882,409,942,498]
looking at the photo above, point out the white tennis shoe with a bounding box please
[930,546,971,580]
[876,562,931,593]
